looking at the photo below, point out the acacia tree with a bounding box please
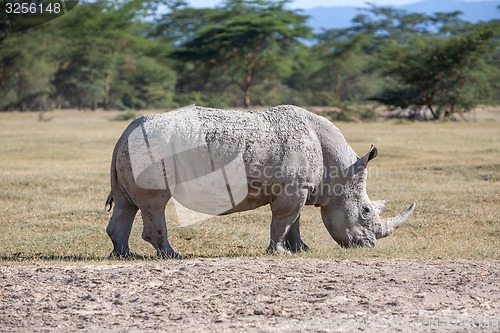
[312,30,371,103]
[52,0,140,109]
[52,0,176,110]
[308,5,498,115]
[171,0,310,107]
[374,23,498,119]
[0,28,57,111]
[308,5,436,106]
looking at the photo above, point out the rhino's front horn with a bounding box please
[374,203,416,239]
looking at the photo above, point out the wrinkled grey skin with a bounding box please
[106,105,415,258]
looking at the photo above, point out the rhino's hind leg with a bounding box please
[284,215,309,253]
[140,202,181,259]
[106,201,138,258]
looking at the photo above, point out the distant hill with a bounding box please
[303,0,500,31]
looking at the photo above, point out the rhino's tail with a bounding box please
[105,193,113,212]
[105,139,120,212]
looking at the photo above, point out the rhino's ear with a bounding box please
[348,145,378,176]
[359,145,378,169]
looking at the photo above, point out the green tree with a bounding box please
[1,0,498,113]
[0,6,11,43]
[52,0,176,110]
[52,0,131,109]
[312,30,371,104]
[171,0,311,107]
[0,27,57,110]
[306,5,434,106]
[151,0,223,45]
[352,5,432,40]
[374,22,498,119]
[111,55,176,109]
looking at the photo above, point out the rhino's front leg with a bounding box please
[267,190,307,254]
[267,215,295,254]
[106,202,138,258]
[140,204,182,259]
[284,215,309,252]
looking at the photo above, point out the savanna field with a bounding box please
[0,108,498,261]
[0,108,499,332]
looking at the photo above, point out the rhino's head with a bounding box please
[321,145,415,248]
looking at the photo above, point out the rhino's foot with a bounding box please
[266,242,291,255]
[109,248,132,259]
[285,241,309,253]
[157,249,183,259]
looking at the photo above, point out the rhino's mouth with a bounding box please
[341,229,376,248]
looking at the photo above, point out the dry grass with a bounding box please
[0,109,498,263]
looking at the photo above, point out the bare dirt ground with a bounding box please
[0,258,498,332]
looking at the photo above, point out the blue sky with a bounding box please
[186,0,489,9]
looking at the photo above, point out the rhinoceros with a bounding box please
[105,105,415,258]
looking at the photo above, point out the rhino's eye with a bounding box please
[361,206,371,217]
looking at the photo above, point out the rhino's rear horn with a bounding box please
[371,199,387,215]
[374,203,416,239]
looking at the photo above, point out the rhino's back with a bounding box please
[135,105,322,164]
[151,104,316,141]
